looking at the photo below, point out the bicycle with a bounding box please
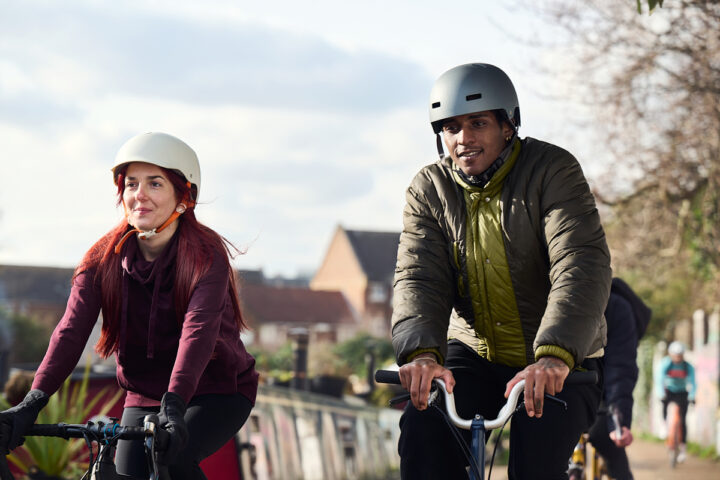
[0,415,170,480]
[567,405,622,479]
[375,369,598,480]
[666,400,682,468]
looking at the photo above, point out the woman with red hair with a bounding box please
[0,132,258,479]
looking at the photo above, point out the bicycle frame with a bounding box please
[568,405,621,479]
[568,433,609,480]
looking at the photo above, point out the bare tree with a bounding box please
[521,0,719,329]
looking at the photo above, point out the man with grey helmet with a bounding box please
[392,63,610,479]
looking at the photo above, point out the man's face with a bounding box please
[670,353,683,363]
[441,111,513,176]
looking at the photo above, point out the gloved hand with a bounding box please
[156,392,188,465]
[0,389,49,450]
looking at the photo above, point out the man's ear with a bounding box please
[503,121,515,138]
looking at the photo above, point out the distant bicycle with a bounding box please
[666,401,683,468]
[0,415,170,480]
[567,406,622,479]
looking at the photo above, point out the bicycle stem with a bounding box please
[470,415,486,480]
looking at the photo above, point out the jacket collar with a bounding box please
[452,138,521,195]
[119,231,179,359]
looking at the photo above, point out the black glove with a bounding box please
[156,392,188,465]
[0,389,49,450]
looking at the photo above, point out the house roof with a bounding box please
[0,264,74,305]
[240,283,357,327]
[343,229,400,283]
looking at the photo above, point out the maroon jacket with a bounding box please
[33,234,258,407]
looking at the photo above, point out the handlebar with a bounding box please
[0,416,168,480]
[375,369,598,430]
[24,422,149,441]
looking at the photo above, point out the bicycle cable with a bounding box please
[79,431,97,480]
[486,403,524,480]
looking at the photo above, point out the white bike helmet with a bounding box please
[668,341,685,355]
[112,132,201,201]
[111,132,201,252]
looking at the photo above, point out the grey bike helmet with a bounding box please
[429,63,521,134]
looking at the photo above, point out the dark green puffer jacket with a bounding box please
[391,137,610,369]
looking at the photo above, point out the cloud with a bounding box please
[0,94,82,128]
[0,1,437,277]
[1,1,432,113]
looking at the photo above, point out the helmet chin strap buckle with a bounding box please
[137,229,158,240]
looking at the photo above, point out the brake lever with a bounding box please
[513,393,568,413]
[545,394,568,410]
[388,384,440,407]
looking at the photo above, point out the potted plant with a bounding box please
[0,361,123,479]
[307,345,353,398]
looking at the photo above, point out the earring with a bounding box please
[176,204,186,214]
[505,135,512,142]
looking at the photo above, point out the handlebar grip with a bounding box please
[565,370,598,385]
[374,370,401,385]
[27,424,66,437]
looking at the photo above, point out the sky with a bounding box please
[0,0,600,278]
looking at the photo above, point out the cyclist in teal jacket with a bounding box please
[655,341,696,462]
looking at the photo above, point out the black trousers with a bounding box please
[115,392,252,480]
[398,341,602,480]
[587,411,633,480]
[661,391,689,443]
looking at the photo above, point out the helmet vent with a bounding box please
[466,93,482,101]
[431,102,441,109]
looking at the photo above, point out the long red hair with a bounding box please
[76,165,246,358]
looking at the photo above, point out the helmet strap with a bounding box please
[435,133,445,160]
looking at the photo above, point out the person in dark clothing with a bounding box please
[0,132,258,479]
[586,278,651,480]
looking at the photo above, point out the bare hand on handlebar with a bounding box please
[504,356,569,418]
[398,354,455,411]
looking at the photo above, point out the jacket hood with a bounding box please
[611,277,652,339]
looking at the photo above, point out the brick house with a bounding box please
[239,282,359,350]
[310,226,400,338]
[0,265,74,331]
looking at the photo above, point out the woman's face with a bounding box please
[122,162,179,232]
